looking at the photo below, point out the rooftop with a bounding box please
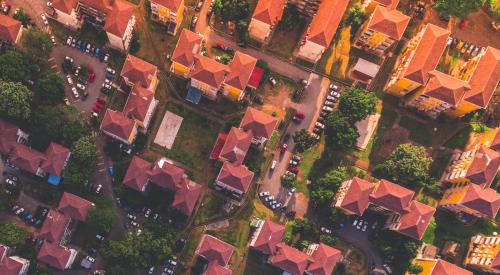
[121,54,158,88]
[171,29,203,68]
[367,6,410,40]
[239,107,277,139]
[0,14,22,43]
[251,0,286,25]
[196,235,235,267]
[306,0,349,47]
[216,162,254,194]
[57,192,94,222]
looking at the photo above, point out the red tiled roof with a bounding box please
[306,0,349,47]
[219,127,252,165]
[431,259,472,275]
[239,107,277,139]
[492,251,500,271]
[369,179,414,214]
[248,66,264,89]
[80,0,112,11]
[460,184,500,219]
[42,143,70,176]
[307,243,341,275]
[404,24,450,85]
[0,119,19,155]
[271,243,313,275]
[374,0,400,9]
[0,14,22,43]
[397,201,436,240]
[148,159,184,190]
[37,242,72,270]
[251,0,286,25]
[424,70,470,106]
[205,261,233,275]
[123,85,155,123]
[210,132,228,160]
[463,47,500,108]
[104,0,135,38]
[0,256,25,275]
[9,144,46,174]
[251,219,285,255]
[39,209,70,243]
[226,51,257,90]
[123,156,152,191]
[152,0,183,12]
[196,235,234,266]
[100,110,136,141]
[121,55,158,88]
[57,192,94,221]
[52,0,78,14]
[190,55,229,88]
[217,162,254,194]
[466,146,500,187]
[171,29,203,68]
[339,177,375,216]
[172,179,202,216]
[367,6,410,40]
[491,129,500,152]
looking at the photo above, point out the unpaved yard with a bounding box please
[154,111,183,149]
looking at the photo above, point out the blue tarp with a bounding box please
[168,22,177,34]
[186,87,203,104]
[48,174,61,186]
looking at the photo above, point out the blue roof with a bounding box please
[186,87,203,104]
[168,22,177,34]
[48,174,61,186]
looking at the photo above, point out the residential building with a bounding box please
[0,119,28,156]
[440,182,500,220]
[122,155,152,192]
[39,209,71,245]
[195,234,234,273]
[170,29,203,77]
[217,127,253,165]
[296,0,349,63]
[271,243,314,275]
[150,0,185,35]
[171,178,203,216]
[49,0,136,52]
[189,54,229,100]
[354,6,410,56]
[464,234,500,273]
[37,242,78,271]
[249,219,286,255]
[57,192,95,222]
[123,85,158,131]
[239,107,277,146]
[100,109,138,145]
[215,162,254,200]
[248,0,286,43]
[0,14,23,46]
[288,0,321,16]
[362,0,400,11]
[121,54,159,91]
[223,52,257,101]
[0,244,30,275]
[411,258,472,275]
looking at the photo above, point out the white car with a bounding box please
[51,35,56,45]
[329,83,338,91]
[315,122,325,129]
[148,267,155,274]
[322,106,333,112]
[131,221,139,227]
[145,208,151,218]
[95,184,102,194]
[76,83,86,90]
[103,53,110,63]
[259,191,269,197]
[362,224,368,232]
[310,133,320,140]
[102,82,112,90]
[65,56,74,63]
[127,214,137,220]
[353,219,358,226]
[330,91,340,98]
[41,14,49,26]
[66,36,72,46]
[324,100,334,106]
[106,68,116,75]
[326,95,336,101]
[71,87,79,98]
[270,160,277,170]
[66,75,73,85]
[86,256,95,263]
[15,208,24,215]
[321,227,332,234]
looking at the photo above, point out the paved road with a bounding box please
[7,0,47,27]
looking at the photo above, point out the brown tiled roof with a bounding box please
[42,143,70,176]
[271,243,313,275]
[431,259,472,275]
[37,242,72,270]
[9,144,46,174]
[251,219,285,255]
[148,159,184,190]
[491,129,500,152]
[100,110,136,141]
[404,24,450,85]
[306,0,349,47]
[0,14,22,43]
[0,256,25,275]
[190,55,229,88]
[367,6,410,40]
[239,107,277,139]
[219,127,252,165]
[172,179,202,216]
[226,52,257,90]
[205,261,233,275]
[460,184,500,219]
[466,146,500,187]
[123,85,155,123]
[171,29,203,68]
[121,55,158,88]
[104,0,135,38]
[423,70,470,106]
[374,0,399,9]
[39,210,70,243]
[152,0,183,12]
[251,0,286,25]
[57,192,94,221]
[196,235,235,266]
[463,47,500,108]
[397,201,436,240]
[492,251,500,271]
[123,156,152,191]
[339,177,375,216]
[307,243,342,275]
[369,179,415,214]
[217,162,254,194]
[0,119,19,155]
[52,0,77,14]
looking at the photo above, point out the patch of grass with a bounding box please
[127,0,140,3]
[422,217,436,244]
[266,10,306,59]
[192,191,227,225]
[108,89,128,111]
[398,116,434,146]
[108,49,126,72]
[176,226,204,274]
[430,151,452,179]
[444,125,472,150]
[297,144,324,196]
[367,107,398,165]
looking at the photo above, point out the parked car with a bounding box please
[145,208,151,218]
[280,143,287,153]
[96,235,105,241]
[288,188,296,196]
[103,53,110,63]
[315,122,325,129]
[191,16,198,29]
[66,75,73,85]
[320,227,332,234]
[51,35,56,45]
[95,184,102,194]
[324,100,334,106]
[253,95,264,105]
[71,87,79,98]
[66,36,72,46]
[195,1,203,11]
[269,76,277,86]
[288,166,298,174]
[329,83,338,91]
[1,1,11,14]
[322,106,334,112]
[259,191,270,197]
[76,83,86,90]
[127,214,137,220]
[41,14,49,26]
[86,256,96,263]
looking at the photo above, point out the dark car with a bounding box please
[253,95,264,105]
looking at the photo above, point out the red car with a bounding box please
[92,106,101,113]
[294,112,305,119]
[87,66,94,73]
[280,143,288,153]
[95,102,104,109]
[97,98,106,104]
[89,73,96,83]
[288,166,299,174]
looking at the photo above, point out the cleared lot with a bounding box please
[154,111,183,149]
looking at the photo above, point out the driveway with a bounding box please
[5,0,48,27]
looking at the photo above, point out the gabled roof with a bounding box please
[466,146,500,187]
[369,179,414,214]
[431,259,472,275]
[152,0,183,12]
[460,184,500,219]
[463,46,500,108]
[251,219,285,255]
[123,85,155,123]
[272,243,313,275]
[123,156,152,191]
[196,235,234,267]
[57,192,94,221]
[374,0,399,10]
[339,177,375,216]
[367,6,410,40]
[100,110,136,141]
[219,127,252,165]
[103,0,135,38]
[37,242,72,271]
[225,52,257,90]
[491,129,500,152]
[306,0,349,47]
[0,14,22,43]
[307,243,342,275]
[171,29,203,68]
[492,251,500,271]
[205,261,233,275]
[0,119,20,155]
[424,70,470,106]
[190,55,229,88]
[52,0,78,14]
[0,256,26,275]
[397,201,436,240]
[172,178,202,216]
[39,210,70,243]
[148,159,184,190]
[121,55,158,88]
[42,143,71,176]
[403,24,450,85]
[216,162,254,194]
[9,144,46,174]
[239,107,277,139]
[251,0,286,25]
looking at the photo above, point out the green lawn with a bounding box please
[398,116,434,146]
[108,89,128,111]
[365,107,398,165]
[176,226,204,274]
[429,151,452,179]
[266,9,307,59]
[444,125,472,150]
[192,191,227,225]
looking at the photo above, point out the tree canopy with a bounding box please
[324,111,359,150]
[0,51,34,84]
[220,0,249,21]
[338,87,378,123]
[310,168,346,206]
[0,222,29,247]
[293,129,319,152]
[0,82,33,120]
[72,136,98,167]
[12,9,31,26]
[21,28,53,59]
[434,0,485,19]
[408,264,424,274]
[87,206,118,233]
[35,72,65,105]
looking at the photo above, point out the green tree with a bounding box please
[220,0,249,22]
[490,0,500,19]
[434,0,485,19]
[219,53,232,64]
[0,222,29,247]
[35,72,65,105]
[408,264,424,274]
[320,235,337,247]
[310,168,346,206]
[212,0,222,15]
[324,112,359,150]
[12,9,31,26]
[293,129,319,152]
[0,51,34,83]
[0,82,33,120]
[63,160,90,187]
[310,189,335,206]
[345,4,367,38]
[87,206,118,233]
[72,136,98,167]
[21,28,53,59]
[281,173,296,188]
[338,87,378,123]
[129,31,140,54]
[374,143,433,188]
